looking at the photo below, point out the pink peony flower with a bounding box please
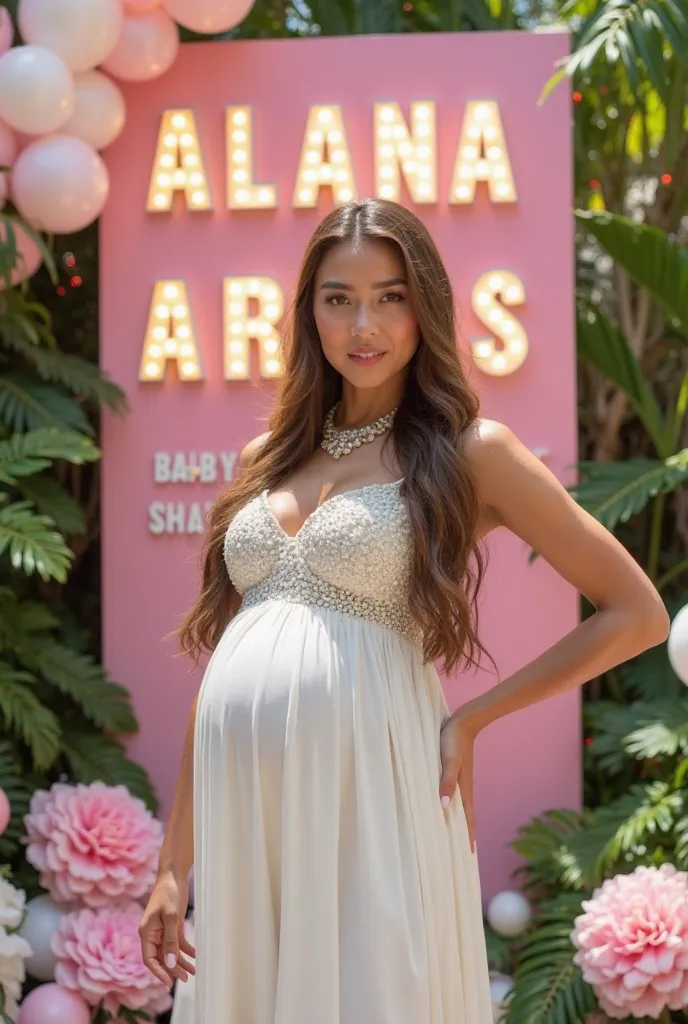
[572,864,688,1020]
[52,903,172,1018]
[24,782,163,908]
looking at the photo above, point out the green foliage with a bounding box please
[569,451,688,532]
[576,298,668,453]
[505,893,597,1024]
[0,218,157,874]
[576,210,688,334]
[544,0,688,100]
[0,587,157,811]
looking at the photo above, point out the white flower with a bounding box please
[0,926,33,1019]
[0,879,26,932]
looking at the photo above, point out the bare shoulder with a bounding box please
[462,419,524,532]
[239,431,271,472]
[463,417,519,461]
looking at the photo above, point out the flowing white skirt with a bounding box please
[193,600,492,1023]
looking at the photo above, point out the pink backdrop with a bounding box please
[100,31,579,900]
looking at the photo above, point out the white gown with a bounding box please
[193,480,493,1023]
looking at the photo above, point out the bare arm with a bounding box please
[439,421,670,848]
[460,419,670,733]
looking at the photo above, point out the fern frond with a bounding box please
[570,451,688,531]
[566,783,684,885]
[0,739,33,860]
[624,699,688,760]
[20,640,138,734]
[587,698,688,768]
[61,729,158,813]
[0,590,61,640]
[0,427,99,484]
[0,499,73,581]
[0,661,61,770]
[506,893,597,1024]
[512,809,588,892]
[0,328,126,412]
[0,373,92,435]
[16,474,86,535]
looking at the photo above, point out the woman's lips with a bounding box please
[347,350,386,366]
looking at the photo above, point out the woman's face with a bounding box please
[313,238,420,391]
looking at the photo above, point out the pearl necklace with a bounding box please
[321,403,398,460]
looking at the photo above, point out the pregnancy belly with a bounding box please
[197,601,366,767]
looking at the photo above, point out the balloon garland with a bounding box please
[0,0,257,283]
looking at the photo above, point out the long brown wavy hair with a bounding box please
[177,198,488,674]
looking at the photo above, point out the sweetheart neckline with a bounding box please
[262,479,404,542]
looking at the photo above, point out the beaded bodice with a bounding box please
[223,481,422,647]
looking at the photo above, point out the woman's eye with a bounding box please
[382,292,405,303]
[325,294,349,306]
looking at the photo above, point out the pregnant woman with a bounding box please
[139,198,669,1023]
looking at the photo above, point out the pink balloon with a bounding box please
[0,220,43,288]
[123,0,163,9]
[163,0,254,33]
[12,135,109,234]
[100,9,179,82]
[0,787,10,834]
[0,8,13,57]
[17,984,91,1024]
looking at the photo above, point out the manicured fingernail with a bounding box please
[441,795,451,809]
[165,954,176,968]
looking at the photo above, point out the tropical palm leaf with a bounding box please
[15,474,86,535]
[0,661,61,770]
[61,728,158,812]
[0,373,92,435]
[0,498,73,581]
[506,893,597,1024]
[0,588,61,639]
[566,783,684,884]
[512,809,588,892]
[570,450,688,530]
[0,328,127,412]
[624,699,688,760]
[0,427,99,484]
[575,209,688,332]
[585,700,642,773]
[547,0,688,100]
[20,640,138,734]
[587,697,688,768]
[576,297,668,454]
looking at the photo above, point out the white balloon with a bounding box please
[668,603,688,686]
[13,135,109,234]
[486,890,532,938]
[18,0,123,73]
[17,894,66,982]
[0,45,74,135]
[62,70,126,151]
[489,973,513,1023]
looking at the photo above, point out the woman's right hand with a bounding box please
[139,872,196,987]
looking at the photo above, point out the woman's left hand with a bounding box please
[439,713,479,852]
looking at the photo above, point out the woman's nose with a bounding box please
[351,304,378,337]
